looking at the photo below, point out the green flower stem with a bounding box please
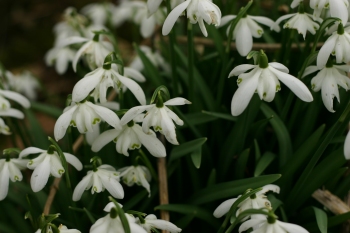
[188,21,195,109]
[166,0,179,97]
[139,149,158,181]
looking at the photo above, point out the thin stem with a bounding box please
[187,21,195,108]
[139,149,158,181]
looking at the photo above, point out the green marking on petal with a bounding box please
[93,186,98,191]
[263,92,266,97]
[312,83,315,90]
[193,14,197,20]
[113,137,118,143]
[70,120,76,127]
[14,176,19,181]
[29,160,33,165]
[258,29,263,35]
[93,118,101,124]
[154,126,162,131]
[237,78,242,84]
[59,169,65,175]
[276,85,281,92]
[131,144,140,149]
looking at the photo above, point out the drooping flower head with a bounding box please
[0,89,30,119]
[136,214,182,233]
[229,50,313,116]
[310,0,348,24]
[162,0,221,37]
[118,165,152,196]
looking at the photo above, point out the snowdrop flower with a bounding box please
[0,89,30,119]
[274,5,320,39]
[239,215,308,233]
[213,184,280,218]
[162,0,221,37]
[58,33,113,72]
[137,214,182,233]
[7,70,40,100]
[130,46,170,72]
[317,23,350,68]
[90,202,147,233]
[54,100,121,141]
[134,3,165,38]
[72,164,123,201]
[229,50,313,116]
[302,63,350,112]
[91,119,166,157]
[112,0,144,27]
[121,97,191,145]
[72,63,146,104]
[81,3,116,26]
[220,15,279,56]
[35,225,81,233]
[0,118,10,135]
[0,157,28,200]
[45,45,76,75]
[344,128,350,159]
[19,147,82,192]
[119,165,152,196]
[310,0,348,24]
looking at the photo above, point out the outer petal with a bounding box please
[317,35,337,69]
[141,16,156,38]
[162,0,191,35]
[219,15,236,27]
[259,184,280,194]
[0,108,24,119]
[146,218,182,232]
[321,75,339,112]
[329,0,348,25]
[120,105,153,125]
[239,218,265,232]
[99,175,124,199]
[250,16,277,30]
[134,126,166,157]
[54,105,78,141]
[72,173,93,201]
[0,163,9,200]
[236,20,253,56]
[213,198,237,218]
[92,129,122,152]
[64,153,83,171]
[269,66,313,102]
[277,220,309,233]
[72,41,93,72]
[31,156,51,192]
[268,62,289,73]
[86,102,121,129]
[302,66,319,78]
[19,147,45,159]
[344,130,350,159]
[56,36,89,48]
[124,67,146,82]
[164,97,191,106]
[229,64,256,77]
[231,69,261,116]
[147,0,163,16]
[117,74,146,105]
[0,90,30,108]
[198,18,208,37]
[72,69,104,102]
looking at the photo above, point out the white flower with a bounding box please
[91,120,166,157]
[317,23,350,69]
[119,165,152,196]
[229,51,313,116]
[310,0,348,24]
[291,0,303,8]
[72,164,123,201]
[81,3,116,26]
[90,202,147,233]
[0,157,28,200]
[134,3,165,38]
[274,12,320,39]
[54,100,121,141]
[58,35,113,72]
[121,97,191,145]
[220,15,279,56]
[162,0,221,37]
[213,184,280,218]
[130,46,170,72]
[35,224,81,233]
[112,0,144,27]
[72,65,146,104]
[6,70,40,100]
[0,118,11,135]
[344,128,350,159]
[19,147,83,192]
[302,64,350,112]
[45,46,76,75]
[239,216,309,233]
[137,214,182,233]
[0,89,30,119]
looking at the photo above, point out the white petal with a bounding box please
[31,155,51,192]
[124,67,146,82]
[0,108,24,119]
[56,36,89,48]
[239,218,265,232]
[160,108,178,145]
[269,66,313,102]
[317,35,337,69]
[120,105,153,125]
[220,15,236,27]
[268,62,289,73]
[99,175,124,199]
[0,163,9,200]
[277,220,309,233]
[198,18,208,37]
[117,74,146,105]
[259,184,280,194]
[330,0,348,25]
[134,125,166,157]
[72,173,93,201]
[344,130,350,159]
[321,75,339,112]
[92,128,122,152]
[250,16,276,29]
[73,41,93,72]
[54,105,78,141]
[213,198,237,218]
[147,219,182,232]
[236,20,253,56]
[64,153,83,171]
[162,0,191,35]
[302,66,319,78]
[86,102,121,129]
[148,0,163,16]
[0,90,30,108]
[229,64,256,77]
[19,147,45,159]
[164,97,191,106]
[141,16,156,38]
[274,14,295,28]
[72,69,104,102]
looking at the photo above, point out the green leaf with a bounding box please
[190,147,202,169]
[313,207,328,233]
[206,169,216,187]
[189,174,281,204]
[202,111,237,122]
[207,25,224,59]
[24,109,50,148]
[154,204,220,229]
[254,152,276,177]
[134,44,164,86]
[181,112,219,127]
[235,149,250,179]
[169,138,207,163]
[30,101,62,118]
[260,103,292,167]
[254,140,261,162]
